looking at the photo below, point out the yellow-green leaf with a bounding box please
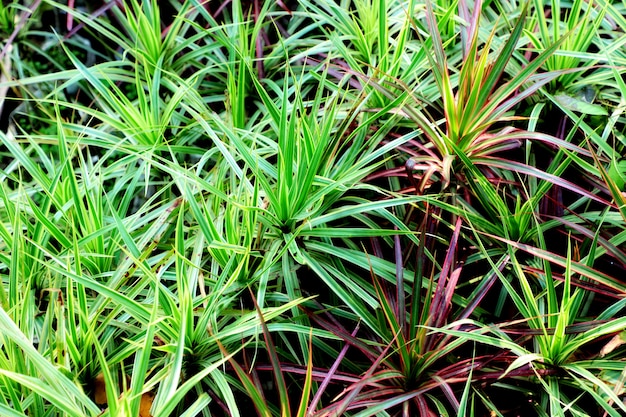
[554,93,608,116]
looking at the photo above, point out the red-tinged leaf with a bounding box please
[394,233,405,334]
[296,332,314,417]
[443,267,463,320]
[458,255,509,321]
[483,36,574,115]
[459,26,499,130]
[248,289,291,417]
[318,384,428,417]
[307,324,360,414]
[483,129,593,158]
[216,340,271,417]
[481,233,626,294]
[430,217,462,330]
[422,0,455,140]
[474,157,611,206]
[547,216,626,267]
[475,4,528,107]
[409,209,430,341]
[346,387,435,416]
[254,364,361,385]
[323,337,398,417]
[370,268,409,366]
[303,306,379,362]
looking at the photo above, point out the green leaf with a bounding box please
[500,354,544,379]
[608,159,626,191]
[554,93,608,116]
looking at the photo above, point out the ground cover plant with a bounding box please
[0,0,625,415]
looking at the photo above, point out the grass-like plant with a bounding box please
[402,0,573,194]
[301,215,499,416]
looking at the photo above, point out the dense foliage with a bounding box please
[0,0,625,416]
